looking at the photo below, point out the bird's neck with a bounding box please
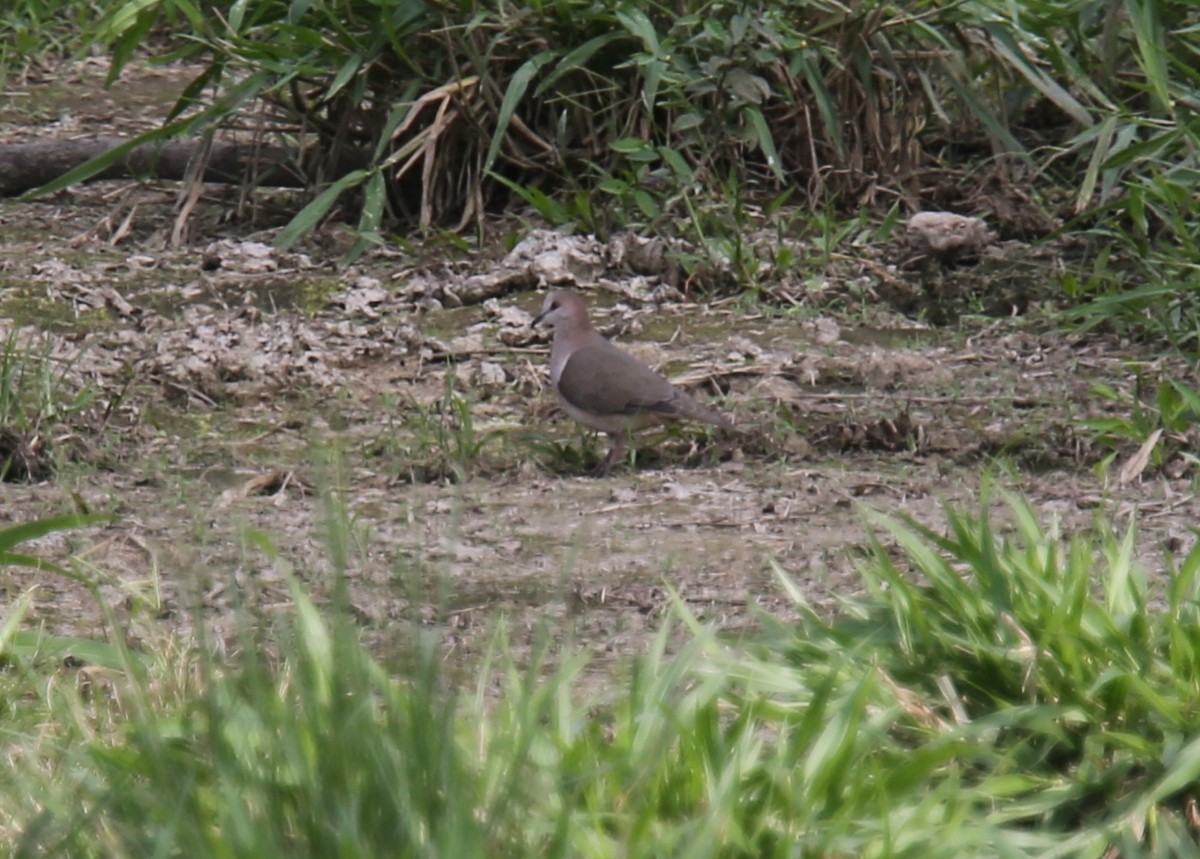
[549,324,598,384]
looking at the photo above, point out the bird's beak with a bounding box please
[531,309,549,328]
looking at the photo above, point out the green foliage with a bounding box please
[80,1,1181,235]
[1,512,121,670]
[0,332,97,432]
[0,332,109,482]
[0,0,105,84]
[863,495,1200,840]
[368,373,486,482]
[5,495,1200,855]
[0,513,108,577]
[1084,374,1200,469]
[1025,0,1200,350]
[528,433,598,475]
[10,588,495,856]
[742,492,1200,853]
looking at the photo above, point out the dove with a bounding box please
[532,289,736,474]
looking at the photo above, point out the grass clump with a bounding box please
[0,0,111,85]
[876,499,1200,834]
[1083,373,1200,476]
[86,0,1196,233]
[0,330,115,483]
[4,495,1200,855]
[589,491,1200,854]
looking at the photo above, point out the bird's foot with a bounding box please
[588,454,616,478]
[587,442,623,478]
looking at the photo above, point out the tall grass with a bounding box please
[56,0,1198,346]
[4,493,1199,855]
[83,4,1189,215]
[0,0,112,85]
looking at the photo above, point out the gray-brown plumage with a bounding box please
[532,289,736,474]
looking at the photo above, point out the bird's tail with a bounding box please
[675,392,740,432]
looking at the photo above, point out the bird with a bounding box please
[531,288,737,475]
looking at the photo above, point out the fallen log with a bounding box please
[0,136,368,196]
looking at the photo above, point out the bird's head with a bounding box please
[531,289,589,330]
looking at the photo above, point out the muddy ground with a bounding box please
[1,59,1196,675]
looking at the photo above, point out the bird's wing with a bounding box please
[557,343,680,417]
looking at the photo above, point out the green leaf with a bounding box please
[288,0,320,25]
[744,106,784,181]
[658,146,693,183]
[275,169,370,249]
[167,61,225,122]
[614,7,661,56]
[1127,0,1171,112]
[624,146,659,163]
[0,514,111,554]
[167,0,206,33]
[1100,126,1183,171]
[326,54,364,102]
[983,22,1093,127]
[106,4,161,85]
[726,68,770,105]
[597,178,631,194]
[344,171,388,263]
[632,189,659,218]
[229,0,251,31]
[97,0,160,42]
[488,172,572,225]
[796,51,843,159]
[611,137,651,154]
[537,32,624,96]
[371,81,423,161]
[642,58,664,112]
[875,200,902,241]
[1140,732,1200,811]
[0,588,33,654]
[485,54,554,178]
[939,59,1033,166]
[358,171,386,235]
[1169,381,1200,420]
[1105,519,1140,618]
[1076,115,1117,212]
[5,629,133,670]
[0,552,72,577]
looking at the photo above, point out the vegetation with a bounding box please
[1084,374,1200,473]
[0,331,110,482]
[3,2,1200,855]
[13,0,1175,350]
[0,0,104,84]
[3,496,1199,855]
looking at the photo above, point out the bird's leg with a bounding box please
[590,432,626,477]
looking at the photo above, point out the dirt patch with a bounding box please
[2,60,1197,676]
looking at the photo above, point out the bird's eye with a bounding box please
[550,300,560,310]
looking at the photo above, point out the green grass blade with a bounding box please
[983,22,1093,127]
[275,168,370,249]
[744,106,785,182]
[538,31,624,96]
[484,54,553,178]
[0,514,110,554]
[1126,0,1172,112]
